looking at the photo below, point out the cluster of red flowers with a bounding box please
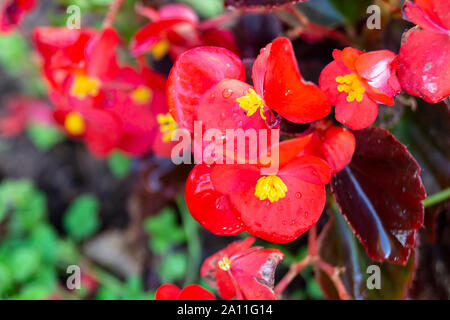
[32,26,177,158]
[0,0,446,300]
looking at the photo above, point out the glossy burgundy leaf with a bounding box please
[316,212,417,300]
[331,127,426,265]
[225,0,306,8]
[185,164,244,236]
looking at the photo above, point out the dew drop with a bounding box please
[295,192,302,199]
[222,88,233,98]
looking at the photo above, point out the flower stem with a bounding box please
[103,0,127,29]
[424,188,450,208]
[274,225,353,300]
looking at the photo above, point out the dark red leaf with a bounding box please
[331,127,426,265]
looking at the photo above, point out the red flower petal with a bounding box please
[158,4,199,23]
[355,50,399,105]
[85,28,120,80]
[130,18,191,56]
[398,28,450,103]
[229,175,325,243]
[155,283,181,300]
[332,47,361,72]
[168,46,245,131]
[177,284,216,300]
[211,164,260,195]
[196,79,269,163]
[303,121,355,175]
[83,108,122,157]
[280,155,332,185]
[262,37,331,123]
[406,0,450,32]
[186,164,245,236]
[230,248,284,299]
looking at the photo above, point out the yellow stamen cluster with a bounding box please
[336,74,365,102]
[218,257,232,271]
[70,74,101,99]
[255,175,287,203]
[131,86,153,104]
[236,88,266,120]
[152,40,170,60]
[156,113,178,142]
[64,112,85,136]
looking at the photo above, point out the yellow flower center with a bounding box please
[156,113,178,142]
[70,74,101,99]
[336,74,365,102]
[236,88,266,120]
[218,257,232,271]
[131,86,153,104]
[152,40,170,60]
[64,112,85,136]
[255,175,287,203]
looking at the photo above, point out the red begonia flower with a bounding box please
[201,237,284,300]
[155,283,216,300]
[169,37,330,132]
[319,47,401,130]
[301,120,355,175]
[186,136,331,243]
[130,3,239,60]
[0,0,36,32]
[398,0,450,103]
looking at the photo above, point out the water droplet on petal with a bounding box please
[222,88,233,98]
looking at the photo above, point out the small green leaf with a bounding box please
[176,0,223,19]
[159,251,188,283]
[144,208,185,255]
[107,151,131,179]
[27,124,64,151]
[328,0,371,23]
[63,194,100,241]
[9,246,41,282]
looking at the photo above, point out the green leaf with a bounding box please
[159,251,188,283]
[328,0,372,23]
[30,223,59,263]
[63,194,100,241]
[107,151,131,179]
[9,246,41,282]
[0,179,47,234]
[27,124,64,151]
[144,208,185,255]
[176,0,223,18]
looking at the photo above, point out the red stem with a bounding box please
[103,0,127,28]
[274,226,353,300]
